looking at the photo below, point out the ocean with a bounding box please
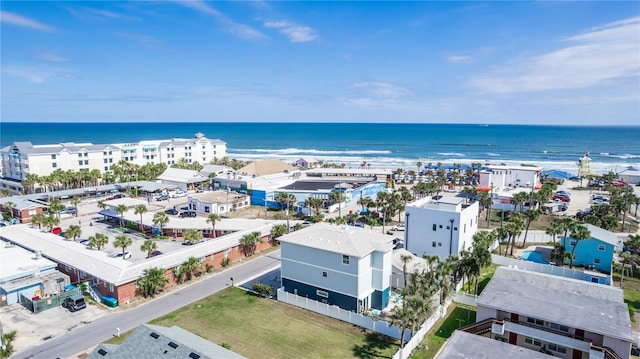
[1,122,639,175]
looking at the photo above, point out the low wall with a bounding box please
[491,254,612,285]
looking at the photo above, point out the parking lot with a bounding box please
[1,297,107,353]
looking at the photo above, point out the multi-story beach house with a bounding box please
[279,223,394,313]
[478,165,543,190]
[404,197,479,260]
[0,132,226,182]
[560,223,619,274]
[462,266,633,359]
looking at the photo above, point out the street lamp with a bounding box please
[449,217,455,256]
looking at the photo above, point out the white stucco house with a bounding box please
[157,168,209,191]
[279,223,394,312]
[404,196,479,259]
[478,165,543,190]
[186,190,250,215]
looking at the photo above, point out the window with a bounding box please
[204,206,210,213]
[548,343,566,354]
[570,240,576,246]
[109,158,113,163]
[78,153,82,158]
[342,255,350,265]
[109,284,114,293]
[51,154,56,160]
[52,163,57,168]
[84,153,88,157]
[104,159,108,164]
[322,271,327,277]
[432,241,436,247]
[597,244,605,251]
[439,225,443,229]
[526,317,544,326]
[104,166,109,171]
[438,242,442,246]
[464,224,466,233]
[550,322,569,332]
[524,337,541,346]
[594,258,600,264]
[78,160,83,166]
[432,224,437,231]
[317,290,328,298]
[84,160,88,165]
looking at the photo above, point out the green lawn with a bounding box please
[460,264,498,296]
[129,287,400,358]
[410,305,476,359]
[612,265,640,325]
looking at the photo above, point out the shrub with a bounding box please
[252,281,274,297]
[221,257,230,267]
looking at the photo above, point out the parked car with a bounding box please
[164,208,178,215]
[62,294,86,312]
[591,194,609,201]
[78,239,89,245]
[575,209,591,220]
[552,195,570,202]
[155,194,169,201]
[554,190,571,198]
[115,251,132,260]
[171,191,187,198]
[150,250,163,257]
[391,224,405,231]
[179,211,196,218]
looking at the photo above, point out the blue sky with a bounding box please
[1,1,639,125]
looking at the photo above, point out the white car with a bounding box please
[391,224,405,231]
[171,191,188,198]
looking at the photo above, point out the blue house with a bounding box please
[560,223,619,274]
[279,223,394,313]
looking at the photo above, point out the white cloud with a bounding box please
[173,0,267,40]
[446,54,472,64]
[0,11,55,32]
[2,66,62,83]
[341,82,411,107]
[264,20,318,43]
[468,16,640,93]
[37,52,70,62]
[116,32,162,47]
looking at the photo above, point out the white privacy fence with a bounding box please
[391,299,452,359]
[276,288,411,341]
[453,292,477,307]
[277,288,453,359]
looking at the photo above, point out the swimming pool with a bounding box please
[521,250,548,264]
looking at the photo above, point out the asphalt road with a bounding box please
[13,251,282,359]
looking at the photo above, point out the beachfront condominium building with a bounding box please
[404,197,479,260]
[279,223,394,313]
[0,132,226,182]
[463,266,633,359]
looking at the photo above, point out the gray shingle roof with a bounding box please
[435,330,552,359]
[476,266,633,342]
[278,223,394,257]
[87,324,246,359]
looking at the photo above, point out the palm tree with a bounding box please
[30,213,46,229]
[545,221,563,255]
[64,224,82,241]
[184,228,203,245]
[180,256,202,281]
[521,209,540,248]
[505,213,524,256]
[153,211,169,236]
[97,200,107,211]
[113,235,132,258]
[275,192,296,233]
[87,233,109,250]
[240,231,263,256]
[115,204,129,227]
[568,225,591,269]
[512,192,529,213]
[329,189,344,218]
[559,217,576,245]
[141,239,158,258]
[44,215,60,232]
[270,224,287,244]
[206,213,220,238]
[306,197,324,218]
[70,196,81,217]
[400,254,413,287]
[138,267,169,297]
[48,198,64,219]
[134,204,147,231]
